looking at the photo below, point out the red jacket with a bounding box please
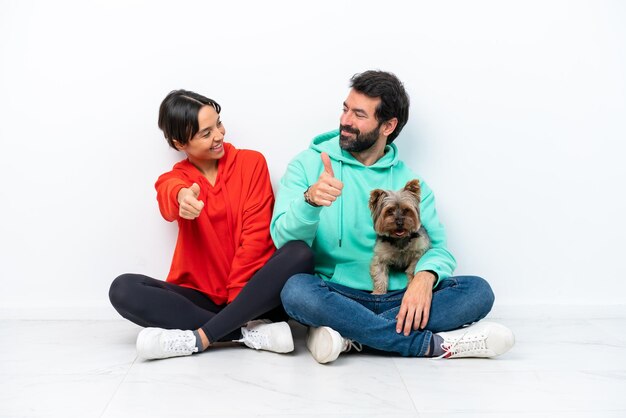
[155,143,276,305]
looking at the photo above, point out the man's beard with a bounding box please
[339,123,381,152]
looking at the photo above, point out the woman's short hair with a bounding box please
[158,90,221,149]
[350,71,410,144]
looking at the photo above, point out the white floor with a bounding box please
[1,315,626,418]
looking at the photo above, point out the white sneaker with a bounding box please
[436,321,515,359]
[306,326,362,364]
[136,327,198,360]
[238,320,294,353]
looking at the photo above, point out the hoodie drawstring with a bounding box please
[338,160,343,247]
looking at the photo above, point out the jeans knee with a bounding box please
[280,274,302,311]
[470,276,495,317]
[280,240,314,273]
[280,274,316,318]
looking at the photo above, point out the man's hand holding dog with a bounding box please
[307,152,344,207]
[177,182,204,220]
[396,271,436,336]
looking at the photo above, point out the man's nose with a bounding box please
[340,112,353,126]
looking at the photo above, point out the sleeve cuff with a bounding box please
[415,267,441,288]
[292,196,323,224]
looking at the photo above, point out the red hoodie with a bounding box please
[155,143,276,305]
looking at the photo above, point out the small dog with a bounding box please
[369,179,430,295]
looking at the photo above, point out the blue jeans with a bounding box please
[280,274,495,357]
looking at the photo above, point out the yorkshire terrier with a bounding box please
[369,179,430,295]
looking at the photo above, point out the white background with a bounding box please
[1,0,625,317]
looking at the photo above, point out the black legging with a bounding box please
[109,240,313,343]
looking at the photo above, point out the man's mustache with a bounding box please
[340,125,359,135]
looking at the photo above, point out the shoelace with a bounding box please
[434,329,487,359]
[343,339,363,353]
[163,333,195,354]
[239,327,269,350]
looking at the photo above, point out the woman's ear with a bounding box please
[172,140,185,151]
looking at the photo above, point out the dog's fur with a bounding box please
[369,179,430,294]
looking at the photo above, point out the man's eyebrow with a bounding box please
[353,108,368,116]
[343,102,368,116]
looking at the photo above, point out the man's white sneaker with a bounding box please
[136,327,198,360]
[306,326,362,364]
[238,320,294,353]
[436,321,515,359]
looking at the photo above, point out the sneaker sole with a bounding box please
[136,327,162,360]
[306,326,342,364]
[266,322,295,353]
[487,323,515,356]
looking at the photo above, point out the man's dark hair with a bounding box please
[350,70,410,144]
[158,89,221,150]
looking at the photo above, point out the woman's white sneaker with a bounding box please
[436,321,515,359]
[136,328,198,360]
[238,320,294,353]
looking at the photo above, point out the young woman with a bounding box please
[109,90,313,360]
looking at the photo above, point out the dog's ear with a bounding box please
[369,189,387,215]
[404,179,421,201]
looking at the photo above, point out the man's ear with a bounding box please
[381,118,398,138]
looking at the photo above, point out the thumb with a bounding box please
[321,152,334,177]
[189,182,201,197]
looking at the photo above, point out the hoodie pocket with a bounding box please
[331,260,410,291]
[330,261,373,291]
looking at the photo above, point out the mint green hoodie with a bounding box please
[271,129,456,290]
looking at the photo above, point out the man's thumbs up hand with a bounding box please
[321,152,334,177]
[305,152,344,207]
